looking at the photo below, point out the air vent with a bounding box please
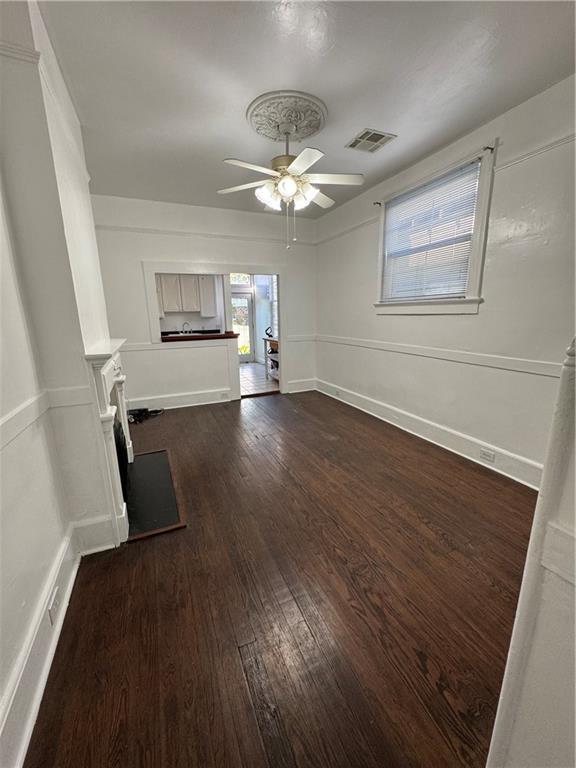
[346,129,397,153]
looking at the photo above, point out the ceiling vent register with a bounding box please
[346,129,397,152]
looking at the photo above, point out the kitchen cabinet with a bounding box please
[199,275,217,317]
[159,274,182,312]
[157,273,218,316]
[180,274,201,312]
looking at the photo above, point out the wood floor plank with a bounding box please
[25,392,536,768]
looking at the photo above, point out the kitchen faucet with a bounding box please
[182,321,192,333]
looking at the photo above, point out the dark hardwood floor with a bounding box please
[25,392,536,768]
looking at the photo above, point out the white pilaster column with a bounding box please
[115,374,134,462]
[100,406,128,545]
[487,338,575,767]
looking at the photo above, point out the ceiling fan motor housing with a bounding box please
[271,154,297,172]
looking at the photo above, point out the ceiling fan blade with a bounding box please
[306,173,364,186]
[217,180,267,194]
[287,148,324,175]
[312,191,336,209]
[224,158,280,177]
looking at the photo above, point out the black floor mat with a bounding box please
[127,450,184,539]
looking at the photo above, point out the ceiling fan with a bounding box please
[217,136,364,212]
[217,90,365,245]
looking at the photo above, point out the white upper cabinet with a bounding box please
[157,273,218,316]
[180,274,201,312]
[159,274,182,313]
[199,275,217,317]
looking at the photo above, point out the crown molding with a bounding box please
[0,40,40,65]
[316,132,575,243]
[495,133,575,173]
[94,223,316,247]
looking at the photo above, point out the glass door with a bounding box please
[231,293,254,362]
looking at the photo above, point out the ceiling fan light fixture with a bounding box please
[225,92,364,245]
[266,198,282,211]
[293,192,310,210]
[277,175,299,199]
[255,181,281,209]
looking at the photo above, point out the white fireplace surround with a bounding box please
[85,338,133,547]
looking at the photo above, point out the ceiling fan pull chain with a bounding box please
[285,200,291,249]
[293,201,297,242]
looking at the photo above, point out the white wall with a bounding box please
[0,4,122,763]
[315,76,574,487]
[93,196,318,406]
[0,169,77,768]
[29,2,110,352]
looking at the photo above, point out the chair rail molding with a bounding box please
[0,386,94,450]
[315,334,562,378]
[0,39,40,64]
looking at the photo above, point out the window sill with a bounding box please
[374,297,483,316]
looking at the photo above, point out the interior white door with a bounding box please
[180,274,201,312]
[199,275,217,317]
[159,274,182,313]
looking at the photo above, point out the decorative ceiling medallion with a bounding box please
[246,90,328,142]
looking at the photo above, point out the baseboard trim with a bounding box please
[72,514,118,555]
[315,379,542,489]
[128,387,231,410]
[0,531,79,768]
[285,378,317,393]
[0,515,124,765]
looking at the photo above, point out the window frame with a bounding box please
[375,144,496,316]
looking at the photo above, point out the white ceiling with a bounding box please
[39,1,575,218]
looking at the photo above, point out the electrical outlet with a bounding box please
[480,448,496,463]
[47,586,60,627]
[220,393,227,399]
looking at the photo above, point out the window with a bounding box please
[377,148,493,315]
[230,272,251,286]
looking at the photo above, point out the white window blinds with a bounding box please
[382,159,482,301]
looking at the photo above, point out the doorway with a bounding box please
[230,273,279,397]
[231,293,254,362]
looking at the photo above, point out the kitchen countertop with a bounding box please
[160,331,239,343]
